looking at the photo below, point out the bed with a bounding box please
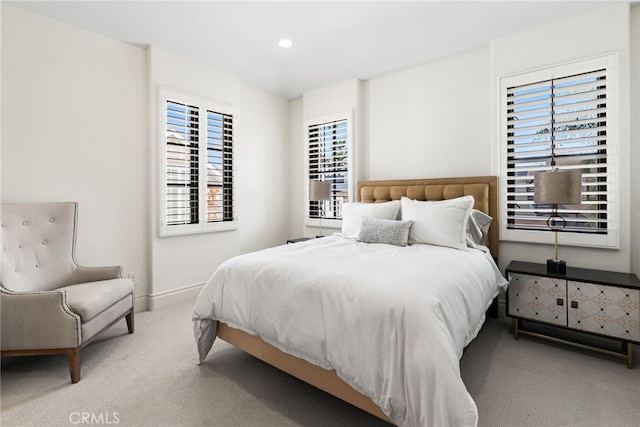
[193,176,507,426]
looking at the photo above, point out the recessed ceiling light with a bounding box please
[278,39,293,48]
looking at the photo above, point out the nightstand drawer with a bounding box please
[567,281,640,341]
[508,273,566,326]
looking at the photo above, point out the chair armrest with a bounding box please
[0,286,82,350]
[71,265,124,284]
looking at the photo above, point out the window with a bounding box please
[160,88,236,236]
[500,55,618,248]
[307,112,352,226]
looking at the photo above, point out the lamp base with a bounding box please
[547,259,567,274]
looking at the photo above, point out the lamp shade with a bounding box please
[309,180,331,201]
[534,169,582,205]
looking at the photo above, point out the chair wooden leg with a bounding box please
[126,310,134,334]
[67,348,81,383]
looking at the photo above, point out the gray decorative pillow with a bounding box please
[358,216,413,247]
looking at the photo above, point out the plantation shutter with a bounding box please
[161,88,236,236]
[506,68,608,235]
[308,118,349,220]
[165,100,200,226]
[206,110,234,223]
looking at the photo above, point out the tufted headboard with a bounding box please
[357,176,499,258]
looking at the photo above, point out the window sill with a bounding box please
[500,227,619,249]
[159,220,238,237]
[305,218,342,229]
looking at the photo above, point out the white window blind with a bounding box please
[205,110,233,223]
[506,68,608,236]
[161,88,236,236]
[308,118,349,220]
[166,100,200,226]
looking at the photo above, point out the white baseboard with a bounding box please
[146,283,205,311]
[134,295,148,312]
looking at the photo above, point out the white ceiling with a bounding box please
[11,1,618,100]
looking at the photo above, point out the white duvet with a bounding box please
[193,235,507,426]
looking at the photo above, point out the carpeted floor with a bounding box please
[1,300,639,427]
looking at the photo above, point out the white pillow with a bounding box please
[466,209,493,247]
[341,201,400,237]
[400,196,474,250]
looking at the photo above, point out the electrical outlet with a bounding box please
[127,272,137,285]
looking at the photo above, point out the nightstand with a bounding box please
[286,237,312,244]
[505,261,640,368]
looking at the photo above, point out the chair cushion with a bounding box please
[59,278,133,322]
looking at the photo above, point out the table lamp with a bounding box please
[309,180,331,237]
[533,168,582,274]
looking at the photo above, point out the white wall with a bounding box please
[2,5,291,311]
[631,5,640,275]
[291,79,362,238]
[3,2,639,313]
[364,45,493,180]
[147,46,290,309]
[1,3,3,201]
[291,3,638,277]
[288,96,304,238]
[1,5,149,310]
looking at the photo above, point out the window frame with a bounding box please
[304,110,354,230]
[499,54,619,249]
[159,87,237,237]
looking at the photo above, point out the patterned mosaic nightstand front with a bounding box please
[567,281,640,341]
[508,273,566,326]
[505,261,640,368]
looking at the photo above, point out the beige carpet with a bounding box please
[1,300,639,427]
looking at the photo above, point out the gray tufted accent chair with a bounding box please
[1,202,134,383]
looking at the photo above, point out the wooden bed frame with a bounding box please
[215,176,499,423]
